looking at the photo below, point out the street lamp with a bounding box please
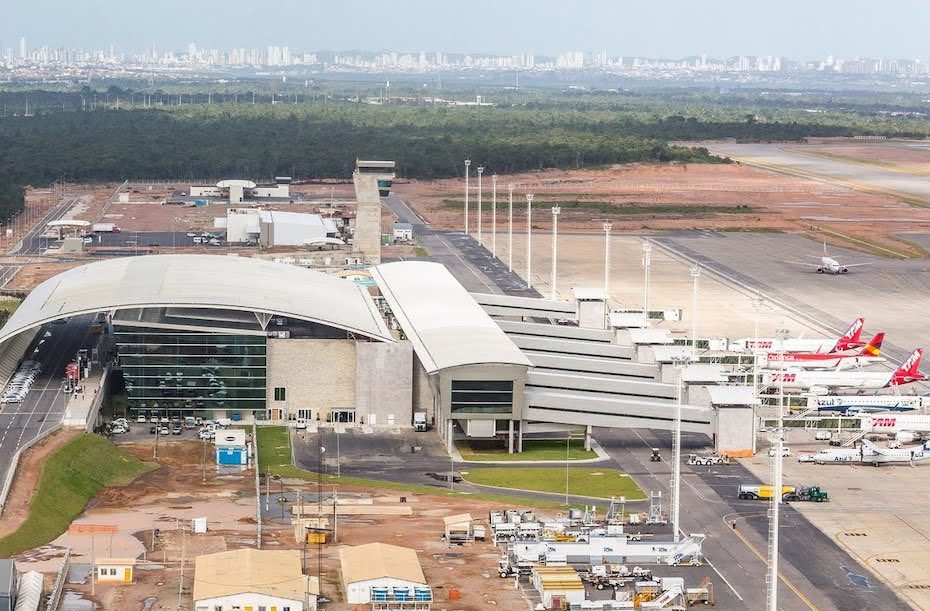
[464,160,471,236]
[477,166,485,246]
[690,266,701,359]
[491,174,498,258]
[602,222,612,295]
[642,239,652,324]
[525,194,534,290]
[670,354,691,543]
[507,184,515,272]
[550,207,561,300]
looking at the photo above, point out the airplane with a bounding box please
[763,348,926,392]
[812,394,925,416]
[862,412,930,446]
[782,241,873,275]
[763,333,885,371]
[730,317,866,353]
[800,439,930,466]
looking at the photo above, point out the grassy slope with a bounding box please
[255,426,574,509]
[456,439,597,462]
[462,467,646,500]
[0,434,155,557]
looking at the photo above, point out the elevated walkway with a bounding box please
[524,388,712,434]
[470,292,577,320]
[524,352,660,380]
[526,370,677,402]
[495,319,615,343]
[509,335,635,360]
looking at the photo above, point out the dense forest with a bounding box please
[2,83,930,221]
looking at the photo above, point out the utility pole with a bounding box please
[691,266,701,359]
[476,166,485,246]
[507,184,514,272]
[525,194,534,290]
[642,239,652,324]
[464,159,471,236]
[550,207,561,300]
[491,174,498,257]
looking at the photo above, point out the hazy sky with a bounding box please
[3,0,927,59]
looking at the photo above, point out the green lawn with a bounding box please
[0,434,156,557]
[462,467,646,501]
[456,438,597,462]
[0,298,21,313]
[254,426,577,509]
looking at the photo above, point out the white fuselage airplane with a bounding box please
[763,333,884,371]
[783,242,873,275]
[730,317,865,354]
[862,413,930,445]
[803,439,930,466]
[763,349,925,392]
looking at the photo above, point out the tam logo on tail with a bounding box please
[833,318,865,352]
[890,349,925,386]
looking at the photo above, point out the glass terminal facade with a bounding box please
[114,325,267,419]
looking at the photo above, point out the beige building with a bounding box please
[193,548,318,611]
[339,542,429,605]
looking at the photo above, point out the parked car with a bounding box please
[295,418,308,430]
[172,426,183,435]
[137,414,147,423]
[159,425,170,435]
[149,426,157,435]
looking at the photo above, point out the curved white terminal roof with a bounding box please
[217,179,256,189]
[0,255,393,345]
[371,261,532,373]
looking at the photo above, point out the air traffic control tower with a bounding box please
[352,160,396,264]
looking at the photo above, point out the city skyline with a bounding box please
[3,0,930,60]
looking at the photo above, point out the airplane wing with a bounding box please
[840,262,872,268]
[782,260,822,269]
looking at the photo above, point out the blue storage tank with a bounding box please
[194,199,208,206]
[371,587,389,602]
[216,447,247,465]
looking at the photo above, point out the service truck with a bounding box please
[737,484,829,502]
[413,411,428,432]
[91,223,121,233]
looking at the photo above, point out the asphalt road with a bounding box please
[1,195,80,287]
[385,194,539,296]
[0,315,97,479]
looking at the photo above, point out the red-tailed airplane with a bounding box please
[764,333,885,370]
[763,348,926,392]
[730,317,866,354]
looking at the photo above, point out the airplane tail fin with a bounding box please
[859,333,884,357]
[890,349,924,386]
[832,317,866,352]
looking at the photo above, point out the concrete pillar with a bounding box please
[446,419,453,453]
[584,425,592,452]
[508,420,514,454]
[517,420,524,452]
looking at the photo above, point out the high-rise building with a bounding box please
[19,37,26,60]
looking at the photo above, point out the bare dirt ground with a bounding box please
[12,438,531,611]
[0,428,82,539]
[395,163,930,258]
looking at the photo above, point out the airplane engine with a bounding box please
[841,267,849,274]
[895,431,915,445]
[816,267,824,273]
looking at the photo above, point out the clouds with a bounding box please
[3,0,927,60]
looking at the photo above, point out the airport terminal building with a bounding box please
[0,254,738,451]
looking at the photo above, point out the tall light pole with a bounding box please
[491,174,498,257]
[507,184,515,272]
[550,207,561,300]
[670,355,689,543]
[602,222,612,295]
[750,292,764,396]
[525,193,534,290]
[476,166,485,246]
[690,266,701,359]
[767,327,790,611]
[464,160,471,236]
[642,239,652,324]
